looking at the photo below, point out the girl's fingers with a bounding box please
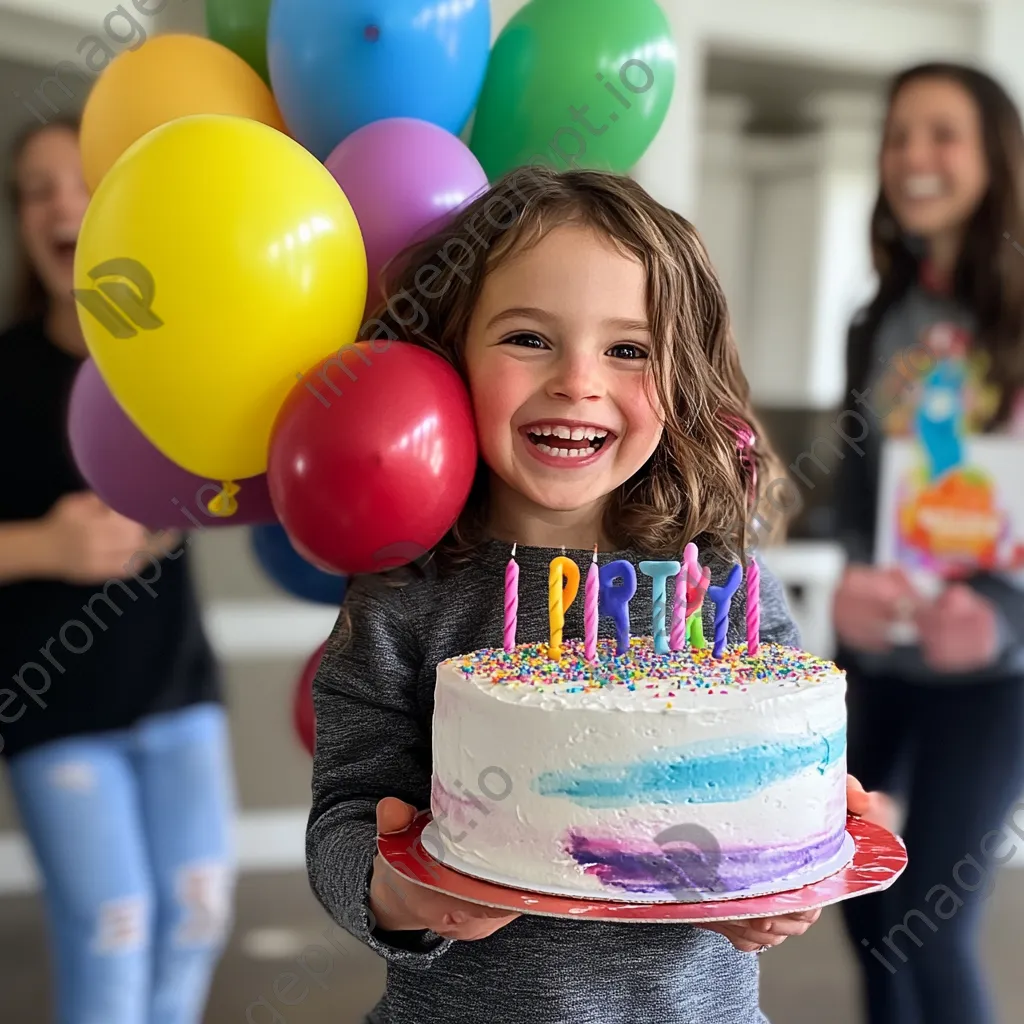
[744,918,812,938]
[718,927,789,951]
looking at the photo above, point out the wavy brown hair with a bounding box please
[5,116,81,326]
[362,165,788,571]
[862,63,1024,427]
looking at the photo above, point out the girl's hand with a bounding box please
[833,564,921,652]
[369,797,521,940]
[847,774,899,832]
[915,584,1000,673]
[697,909,821,953]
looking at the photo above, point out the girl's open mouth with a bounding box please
[519,421,616,465]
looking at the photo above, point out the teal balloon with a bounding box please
[207,0,273,84]
[469,0,676,181]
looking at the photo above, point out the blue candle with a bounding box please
[707,564,742,658]
[599,560,637,656]
[639,561,681,655]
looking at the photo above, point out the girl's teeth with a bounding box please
[535,443,597,458]
[529,424,610,438]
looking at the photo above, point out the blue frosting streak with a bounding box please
[533,727,847,807]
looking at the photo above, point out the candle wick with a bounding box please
[512,542,517,558]
[592,544,598,564]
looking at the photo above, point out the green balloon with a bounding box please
[206,0,273,85]
[470,0,676,181]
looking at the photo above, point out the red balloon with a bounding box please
[268,341,478,575]
[293,642,324,757]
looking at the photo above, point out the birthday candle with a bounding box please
[639,561,681,655]
[670,562,688,651]
[746,557,760,656]
[707,564,743,659]
[599,560,637,655]
[548,554,580,660]
[585,547,599,662]
[504,543,519,653]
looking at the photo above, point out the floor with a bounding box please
[3,868,1023,1023]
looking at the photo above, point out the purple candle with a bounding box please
[599,560,637,656]
[707,564,742,659]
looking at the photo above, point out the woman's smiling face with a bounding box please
[463,223,665,520]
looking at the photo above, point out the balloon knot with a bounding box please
[208,481,240,518]
[364,24,380,42]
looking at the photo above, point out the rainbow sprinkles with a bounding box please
[453,638,836,700]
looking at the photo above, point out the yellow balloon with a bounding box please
[80,34,286,194]
[75,114,367,482]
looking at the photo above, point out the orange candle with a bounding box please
[548,555,580,660]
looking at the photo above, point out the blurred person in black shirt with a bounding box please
[0,119,235,1024]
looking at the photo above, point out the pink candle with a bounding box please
[670,562,688,651]
[504,543,519,653]
[746,557,760,656]
[585,547,599,661]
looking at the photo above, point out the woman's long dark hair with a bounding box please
[5,116,80,326]
[861,63,1024,428]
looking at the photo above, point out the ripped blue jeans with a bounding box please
[7,703,236,1024]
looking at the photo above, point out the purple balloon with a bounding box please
[324,117,488,311]
[67,359,277,530]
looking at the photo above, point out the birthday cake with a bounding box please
[429,639,849,902]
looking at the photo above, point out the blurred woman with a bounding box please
[833,64,1024,1024]
[0,119,235,1024]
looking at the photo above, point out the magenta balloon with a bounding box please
[324,117,488,309]
[67,359,277,530]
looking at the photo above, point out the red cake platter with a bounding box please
[377,812,907,924]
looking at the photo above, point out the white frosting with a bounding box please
[430,641,848,900]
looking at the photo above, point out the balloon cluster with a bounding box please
[67,0,676,622]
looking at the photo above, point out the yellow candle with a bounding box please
[548,556,581,659]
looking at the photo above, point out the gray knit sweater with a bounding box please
[308,540,802,1024]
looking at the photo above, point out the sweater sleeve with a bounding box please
[306,576,453,966]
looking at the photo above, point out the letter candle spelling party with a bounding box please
[599,560,637,655]
[639,561,681,655]
[746,556,760,656]
[707,564,743,658]
[504,543,519,653]
[548,552,580,660]
[585,546,599,662]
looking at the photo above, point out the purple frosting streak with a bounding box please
[566,824,847,896]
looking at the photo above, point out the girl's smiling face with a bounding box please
[464,224,665,526]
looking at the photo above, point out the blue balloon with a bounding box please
[251,525,348,605]
[268,0,492,160]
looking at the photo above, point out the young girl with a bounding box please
[309,165,877,1024]
[833,64,1024,1024]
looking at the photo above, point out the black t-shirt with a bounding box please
[0,319,219,759]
